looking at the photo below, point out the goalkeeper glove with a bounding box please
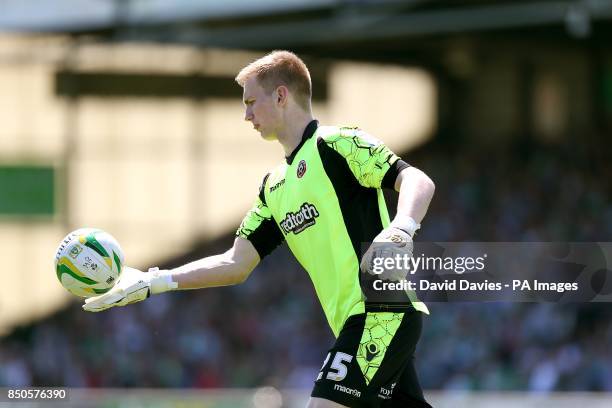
[82,266,177,312]
[360,214,420,281]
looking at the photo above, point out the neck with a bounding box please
[277,109,315,157]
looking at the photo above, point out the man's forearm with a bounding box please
[394,167,435,224]
[169,246,259,290]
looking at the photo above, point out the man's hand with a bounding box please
[360,215,420,282]
[83,266,177,312]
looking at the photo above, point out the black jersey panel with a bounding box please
[317,138,385,261]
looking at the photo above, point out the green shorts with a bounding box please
[311,309,432,407]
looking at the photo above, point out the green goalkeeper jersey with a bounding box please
[237,120,428,337]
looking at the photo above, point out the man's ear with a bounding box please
[276,86,289,106]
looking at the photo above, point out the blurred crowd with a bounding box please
[413,141,612,392]
[1,141,611,392]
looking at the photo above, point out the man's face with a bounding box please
[242,77,282,140]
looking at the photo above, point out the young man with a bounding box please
[83,50,435,408]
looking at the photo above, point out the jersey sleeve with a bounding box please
[320,127,410,189]
[236,175,285,259]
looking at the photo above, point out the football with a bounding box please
[54,228,124,298]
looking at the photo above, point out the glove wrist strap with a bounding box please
[148,267,178,295]
[390,214,420,237]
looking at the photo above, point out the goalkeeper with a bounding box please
[84,50,435,408]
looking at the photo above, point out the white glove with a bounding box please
[360,215,420,282]
[83,266,177,312]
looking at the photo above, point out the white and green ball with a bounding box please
[54,228,124,298]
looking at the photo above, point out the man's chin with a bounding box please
[260,132,278,141]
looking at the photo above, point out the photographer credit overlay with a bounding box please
[360,242,612,305]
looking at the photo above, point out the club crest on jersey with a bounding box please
[297,160,307,178]
[279,202,319,234]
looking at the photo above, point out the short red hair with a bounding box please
[235,50,312,110]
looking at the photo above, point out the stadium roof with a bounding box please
[3,0,612,64]
[0,0,336,31]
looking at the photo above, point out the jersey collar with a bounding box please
[285,119,319,165]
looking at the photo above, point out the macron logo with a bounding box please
[334,384,361,398]
[279,203,320,234]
